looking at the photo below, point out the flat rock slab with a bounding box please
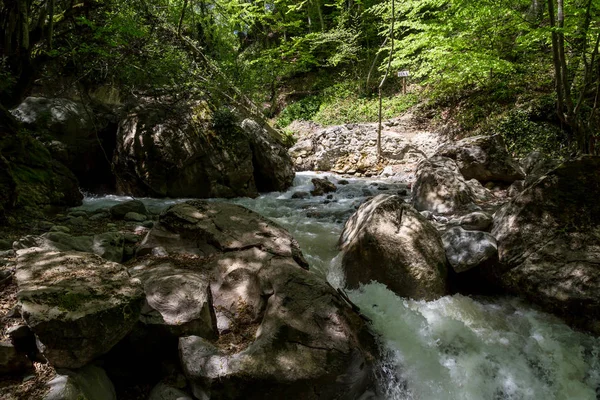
[15,249,144,368]
[139,200,308,268]
[44,365,116,400]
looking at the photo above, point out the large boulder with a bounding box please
[240,119,294,192]
[136,200,378,399]
[339,194,448,300]
[0,107,82,220]
[491,156,600,333]
[412,156,476,215]
[14,249,144,368]
[113,101,293,198]
[0,341,32,375]
[10,97,116,191]
[436,134,524,183]
[179,252,377,400]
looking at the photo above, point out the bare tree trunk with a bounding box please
[178,0,188,35]
[377,0,394,160]
[547,0,566,124]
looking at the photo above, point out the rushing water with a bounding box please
[78,172,600,400]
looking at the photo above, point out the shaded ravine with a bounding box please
[77,172,600,400]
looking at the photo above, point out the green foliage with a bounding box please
[314,83,419,125]
[491,109,568,158]
[276,96,323,128]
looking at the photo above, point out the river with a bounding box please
[79,172,600,400]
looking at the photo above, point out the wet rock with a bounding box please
[148,383,193,400]
[124,212,146,222]
[110,200,147,219]
[310,177,337,196]
[442,227,498,273]
[491,156,600,334]
[14,250,144,368]
[338,179,349,185]
[44,365,116,400]
[0,341,32,375]
[448,212,493,231]
[412,156,475,215]
[436,134,525,183]
[291,191,309,199]
[340,194,448,300]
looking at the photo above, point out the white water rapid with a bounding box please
[78,172,600,400]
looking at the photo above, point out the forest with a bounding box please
[2,0,600,154]
[1,1,600,400]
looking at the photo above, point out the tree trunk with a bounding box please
[377,0,395,160]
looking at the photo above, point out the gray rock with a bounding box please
[291,191,309,199]
[310,177,337,196]
[412,156,476,215]
[113,103,293,198]
[130,262,217,338]
[507,180,525,197]
[241,119,295,192]
[465,179,495,202]
[0,341,32,375]
[491,156,600,334]
[138,201,308,269]
[110,200,148,219]
[148,382,193,400]
[180,252,377,400]
[137,200,377,399]
[28,231,125,262]
[448,212,493,231]
[124,212,147,222]
[436,134,525,183]
[442,227,498,273]
[44,365,116,400]
[15,250,144,368]
[340,194,448,300]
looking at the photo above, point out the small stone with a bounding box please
[291,191,309,199]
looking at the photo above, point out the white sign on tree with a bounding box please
[397,70,410,77]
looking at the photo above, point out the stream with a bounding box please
[79,172,600,400]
